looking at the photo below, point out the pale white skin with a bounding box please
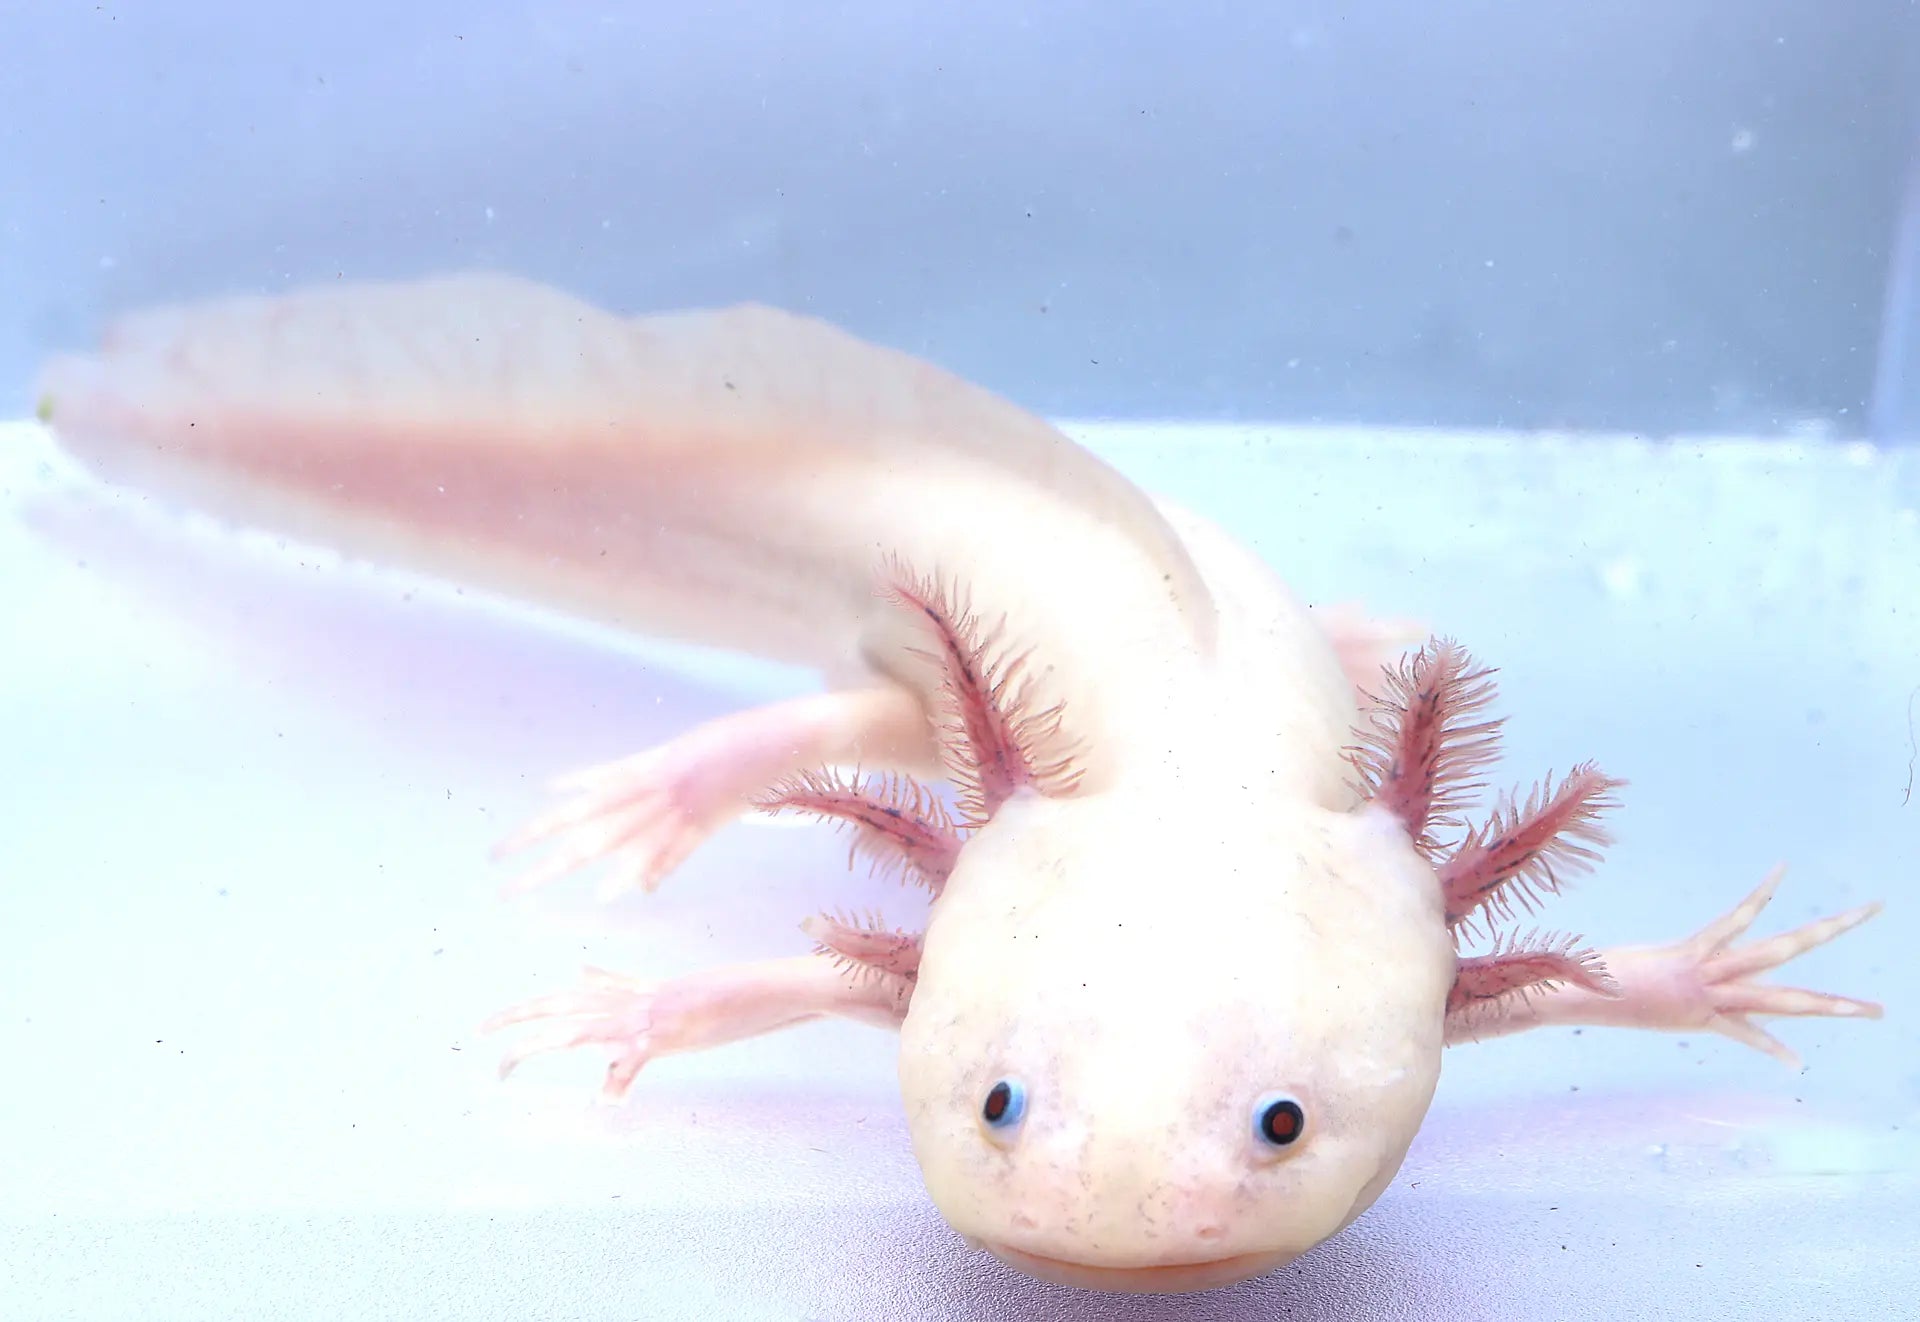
[34,274,1883,1295]
[909,796,1451,1290]
[886,497,1456,1291]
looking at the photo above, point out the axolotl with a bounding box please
[34,274,1884,1294]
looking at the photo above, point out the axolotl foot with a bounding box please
[1561,864,1882,1065]
[484,966,663,1098]
[483,952,917,1099]
[493,687,931,900]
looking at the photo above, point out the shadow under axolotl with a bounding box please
[484,1069,1903,1318]
[834,1083,1905,1318]
[16,486,800,790]
[15,485,931,946]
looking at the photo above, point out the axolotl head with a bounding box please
[895,785,1455,1294]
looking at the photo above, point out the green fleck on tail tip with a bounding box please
[34,393,54,424]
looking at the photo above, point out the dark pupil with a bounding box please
[1261,1099,1303,1144]
[983,1082,1012,1122]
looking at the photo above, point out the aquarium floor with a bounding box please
[1,419,1914,1321]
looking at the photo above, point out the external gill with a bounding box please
[1437,762,1624,941]
[751,767,960,987]
[802,909,925,985]
[753,766,964,897]
[1350,638,1627,1022]
[1445,929,1620,1038]
[766,558,1092,991]
[1348,638,1502,858]
[882,556,1088,825]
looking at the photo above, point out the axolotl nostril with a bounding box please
[33,273,1885,1294]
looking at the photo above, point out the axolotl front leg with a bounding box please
[1352,641,1883,1063]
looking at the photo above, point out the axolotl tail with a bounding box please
[33,272,1216,677]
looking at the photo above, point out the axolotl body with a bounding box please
[35,274,1884,1294]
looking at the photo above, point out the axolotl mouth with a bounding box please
[978,1241,1293,1294]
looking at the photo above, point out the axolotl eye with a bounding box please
[1252,1091,1307,1150]
[980,1078,1028,1139]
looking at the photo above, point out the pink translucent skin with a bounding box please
[493,687,931,900]
[482,956,912,1101]
[34,273,1223,674]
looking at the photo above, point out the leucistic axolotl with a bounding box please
[35,274,1885,1295]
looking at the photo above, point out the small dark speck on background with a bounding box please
[1902,685,1918,805]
